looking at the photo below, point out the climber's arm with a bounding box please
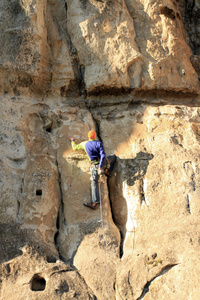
[99,142,106,169]
[70,138,87,151]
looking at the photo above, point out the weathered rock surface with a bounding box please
[0,245,96,300]
[0,0,199,96]
[66,0,142,93]
[95,102,200,299]
[0,0,200,299]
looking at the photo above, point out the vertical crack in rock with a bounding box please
[187,194,191,214]
[139,177,147,206]
[17,173,24,221]
[79,64,87,98]
[67,38,87,98]
[57,159,66,223]
[93,118,103,143]
[183,161,195,214]
[16,201,20,220]
[84,102,103,142]
[20,175,24,194]
[127,270,134,297]
[191,173,196,191]
[46,0,87,97]
[55,157,66,259]
[139,160,149,207]
[137,264,179,300]
[64,0,68,13]
[86,103,118,222]
[64,0,87,97]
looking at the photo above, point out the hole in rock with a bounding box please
[30,274,46,291]
[160,6,175,19]
[36,189,42,196]
[46,255,57,263]
[46,126,52,133]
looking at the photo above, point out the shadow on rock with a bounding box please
[108,151,154,255]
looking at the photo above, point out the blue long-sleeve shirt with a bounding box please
[71,139,106,168]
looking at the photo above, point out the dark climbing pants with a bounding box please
[91,154,116,204]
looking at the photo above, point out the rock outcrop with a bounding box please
[0,0,200,299]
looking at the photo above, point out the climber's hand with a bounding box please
[98,168,104,175]
[69,136,75,141]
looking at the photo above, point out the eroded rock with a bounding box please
[0,0,200,299]
[0,246,96,300]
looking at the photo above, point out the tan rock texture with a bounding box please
[0,245,96,300]
[0,0,200,299]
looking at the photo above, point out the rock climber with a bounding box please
[69,130,116,210]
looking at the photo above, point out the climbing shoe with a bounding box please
[83,202,99,210]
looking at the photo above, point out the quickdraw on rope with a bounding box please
[99,179,111,300]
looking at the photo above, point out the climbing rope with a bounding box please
[99,179,111,300]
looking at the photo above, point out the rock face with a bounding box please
[0,0,200,300]
[0,245,96,300]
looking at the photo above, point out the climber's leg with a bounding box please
[91,165,100,204]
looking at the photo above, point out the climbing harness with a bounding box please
[99,178,111,300]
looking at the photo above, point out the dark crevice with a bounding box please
[65,22,87,98]
[64,0,68,13]
[56,159,65,222]
[85,102,103,143]
[187,195,191,214]
[137,264,179,300]
[17,173,24,220]
[191,174,196,191]
[88,87,199,98]
[79,65,87,98]
[16,200,20,219]
[54,158,66,261]
[139,160,149,206]
[128,271,134,296]
[94,118,102,143]
[86,97,133,109]
[20,175,24,194]
[159,6,176,19]
[139,178,145,205]
[50,268,74,278]
[54,220,59,254]
[88,86,131,97]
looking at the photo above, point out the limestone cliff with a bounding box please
[0,0,200,299]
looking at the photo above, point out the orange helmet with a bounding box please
[88,130,96,140]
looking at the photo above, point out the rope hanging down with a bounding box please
[99,179,111,300]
